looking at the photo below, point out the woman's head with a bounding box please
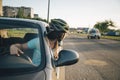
[49,19,69,32]
[47,31,65,41]
[47,18,69,41]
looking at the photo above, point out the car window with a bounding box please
[88,29,100,34]
[89,30,96,33]
[0,27,42,69]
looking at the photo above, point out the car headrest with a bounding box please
[24,33,38,42]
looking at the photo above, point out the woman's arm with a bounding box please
[10,43,28,56]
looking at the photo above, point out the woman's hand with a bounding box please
[10,44,24,56]
[54,51,59,60]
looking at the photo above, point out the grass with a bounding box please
[8,30,26,38]
[101,36,120,41]
[7,28,38,38]
[70,32,120,41]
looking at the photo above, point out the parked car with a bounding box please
[0,17,79,80]
[106,31,120,36]
[87,28,101,39]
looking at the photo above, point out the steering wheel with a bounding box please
[19,54,33,63]
[0,47,32,63]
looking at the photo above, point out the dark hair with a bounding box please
[47,31,65,42]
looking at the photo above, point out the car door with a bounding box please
[0,18,79,80]
[0,18,47,80]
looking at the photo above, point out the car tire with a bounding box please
[98,36,100,39]
[96,36,100,39]
[87,36,89,39]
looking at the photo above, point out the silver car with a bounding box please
[87,28,101,39]
[0,17,79,80]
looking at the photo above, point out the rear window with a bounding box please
[88,29,100,33]
[89,30,96,33]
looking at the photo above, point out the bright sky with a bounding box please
[3,0,120,29]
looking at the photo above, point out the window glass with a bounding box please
[0,28,41,68]
[89,30,96,33]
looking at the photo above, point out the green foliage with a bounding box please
[94,20,115,34]
[16,8,24,18]
[31,18,47,22]
[7,28,38,37]
[102,36,120,41]
[27,13,31,18]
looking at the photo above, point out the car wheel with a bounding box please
[96,36,100,39]
[98,36,100,39]
[87,36,89,39]
[90,36,93,39]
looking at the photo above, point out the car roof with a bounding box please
[0,17,48,28]
[88,28,99,31]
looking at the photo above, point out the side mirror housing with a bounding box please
[55,49,79,67]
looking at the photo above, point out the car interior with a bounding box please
[0,28,39,69]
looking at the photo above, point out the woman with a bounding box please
[10,18,69,66]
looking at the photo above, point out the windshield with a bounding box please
[89,29,100,34]
[0,27,42,69]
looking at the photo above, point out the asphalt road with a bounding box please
[63,34,120,80]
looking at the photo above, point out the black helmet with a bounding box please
[49,19,69,33]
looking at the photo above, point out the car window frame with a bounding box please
[0,19,46,76]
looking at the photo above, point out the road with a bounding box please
[63,34,120,80]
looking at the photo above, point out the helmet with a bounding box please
[49,19,69,33]
[46,19,69,41]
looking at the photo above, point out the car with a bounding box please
[0,17,79,80]
[87,28,101,39]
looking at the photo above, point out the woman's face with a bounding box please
[57,33,66,41]
[49,39,57,49]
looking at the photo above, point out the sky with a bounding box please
[3,0,120,29]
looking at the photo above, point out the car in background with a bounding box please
[87,28,101,39]
[0,17,79,80]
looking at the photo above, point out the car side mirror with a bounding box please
[55,49,79,67]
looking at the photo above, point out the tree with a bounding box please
[16,8,24,18]
[94,20,115,34]
[31,18,47,22]
[27,13,31,18]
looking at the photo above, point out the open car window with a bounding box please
[0,27,42,69]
